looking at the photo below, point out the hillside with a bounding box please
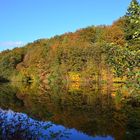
[0,0,139,92]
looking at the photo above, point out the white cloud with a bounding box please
[0,41,24,47]
[0,41,25,51]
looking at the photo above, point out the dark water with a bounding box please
[0,82,140,140]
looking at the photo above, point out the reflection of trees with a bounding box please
[122,104,140,140]
[0,82,140,140]
[11,83,126,140]
[0,109,70,140]
[0,84,24,110]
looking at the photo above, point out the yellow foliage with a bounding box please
[113,76,126,83]
[68,72,81,82]
[69,82,81,91]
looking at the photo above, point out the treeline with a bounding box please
[0,0,139,90]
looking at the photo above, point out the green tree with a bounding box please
[125,0,140,49]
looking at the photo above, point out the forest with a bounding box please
[0,0,139,100]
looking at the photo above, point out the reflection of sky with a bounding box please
[67,129,114,140]
[0,108,114,140]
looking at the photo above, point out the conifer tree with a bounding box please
[125,0,140,48]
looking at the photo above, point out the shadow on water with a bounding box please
[0,82,140,140]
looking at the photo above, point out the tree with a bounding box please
[104,25,125,46]
[125,0,140,49]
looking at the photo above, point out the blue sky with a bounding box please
[0,0,135,51]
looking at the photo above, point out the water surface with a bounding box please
[0,82,140,140]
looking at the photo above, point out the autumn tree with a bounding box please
[104,25,126,46]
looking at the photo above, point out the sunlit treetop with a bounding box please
[125,0,140,40]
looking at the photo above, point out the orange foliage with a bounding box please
[104,25,126,46]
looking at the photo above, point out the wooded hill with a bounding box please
[0,0,139,91]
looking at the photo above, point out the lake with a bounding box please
[0,82,140,140]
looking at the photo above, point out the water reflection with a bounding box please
[0,82,140,140]
[0,109,114,140]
